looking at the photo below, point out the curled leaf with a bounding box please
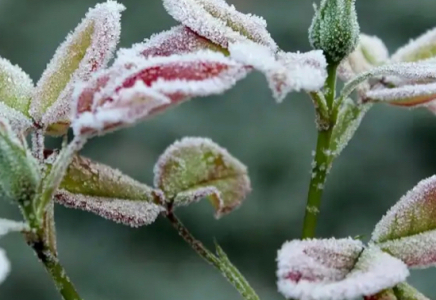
[276,239,408,300]
[163,0,277,51]
[72,50,248,136]
[153,137,251,218]
[391,27,436,63]
[30,1,124,134]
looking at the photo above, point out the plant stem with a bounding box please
[165,210,260,300]
[301,63,338,239]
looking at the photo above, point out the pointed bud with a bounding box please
[0,120,40,204]
[49,154,164,227]
[154,137,251,218]
[309,0,360,64]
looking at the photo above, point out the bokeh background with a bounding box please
[1,0,436,299]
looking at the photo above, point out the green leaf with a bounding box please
[393,283,430,300]
[365,289,397,300]
[0,119,40,204]
[391,28,436,63]
[154,137,251,218]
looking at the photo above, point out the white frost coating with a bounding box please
[277,240,408,300]
[0,57,34,115]
[174,186,223,207]
[0,249,10,285]
[376,230,436,268]
[366,82,436,104]
[0,218,28,236]
[119,25,220,58]
[55,190,164,227]
[229,42,327,102]
[0,102,32,133]
[372,175,436,243]
[391,27,436,63]
[31,1,125,128]
[163,0,277,51]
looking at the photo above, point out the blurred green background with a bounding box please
[1,0,436,299]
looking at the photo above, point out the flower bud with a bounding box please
[309,0,360,64]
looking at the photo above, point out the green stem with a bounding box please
[165,211,260,300]
[301,63,338,239]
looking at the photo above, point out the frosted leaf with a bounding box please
[366,82,436,106]
[277,239,409,300]
[0,218,28,236]
[0,119,40,203]
[372,176,436,243]
[0,102,32,133]
[55,190,164,227]
[30,1,124,134]
[391,27,436,63]
[154,137,251,218]
[48,154,158,202]
[364,289,397,300]
[376,230,436,268]
[229,42,327,102]
[394,283,430,300]
[73,50,248,136]
[119,25,227,58]
[339,34,389,81]
[0,57,33,118]
[163,0,277,51]
[0,249,10,285]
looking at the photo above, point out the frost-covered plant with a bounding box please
[1,0,436,299]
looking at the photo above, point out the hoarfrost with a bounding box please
[31,1,124,129]
[163,0,277,51]
[366,82,436,106]
[0,249,10,285]
[0,218,28,236]
[277,239,408,300]
[391,27,436,63]
[372,175,436,243]
[0,102,33,133]
[55,190,164,227]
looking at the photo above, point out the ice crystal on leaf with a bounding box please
[277,239,408,300]
[372,176,436,268]
[228,42,327,102]
[153,137,250,218]
[391,27,436,63]
[366,82,436,107]
[163,0,277,51]
[393,283,431,300]
[72,50,248,136]
[48,154,163,227]
[30,1,124,134]
[55,190,164,227]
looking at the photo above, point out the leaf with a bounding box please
[120,25,228,58]
[391,27,436,63]
[0,119,40,204]
[276,239,408,300]
[153,137,251,218]
[365,289,397,300]
[228,41,327,102]
[72,50,248,136]
[366,82,436,107]
[393,283,430,300]
[49,154,164,227]
[0,249,10,285]
[372,176,436,268]
[30,1,125,134]
[0,218,28,236]
[163,0,277,51]
[55,190,164,227]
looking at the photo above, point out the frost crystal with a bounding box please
[229,42,327,102]
[391,27,436,63]
[277,239,408,300]
[30,1,124,131]
[0,249,10,285]
[55,190,164,227]
[154,137,251,217]
[163,0,277,51]
[366,82,436,106]
[372,175,436,243]
[120,25,226,58]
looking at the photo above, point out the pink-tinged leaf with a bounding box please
[365,82,436,106]
[163,0,277,51]
[153,137,251,218]
[391,27,436,63]
[30,1,124,134]
[339,34,389,81]
[228,41,327,102]
[72,50,248,136]
[277,239,408,300]
[0,249,10,285]
[55,190,164,227]
[119,25,228,58]
[372,175,436,243]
